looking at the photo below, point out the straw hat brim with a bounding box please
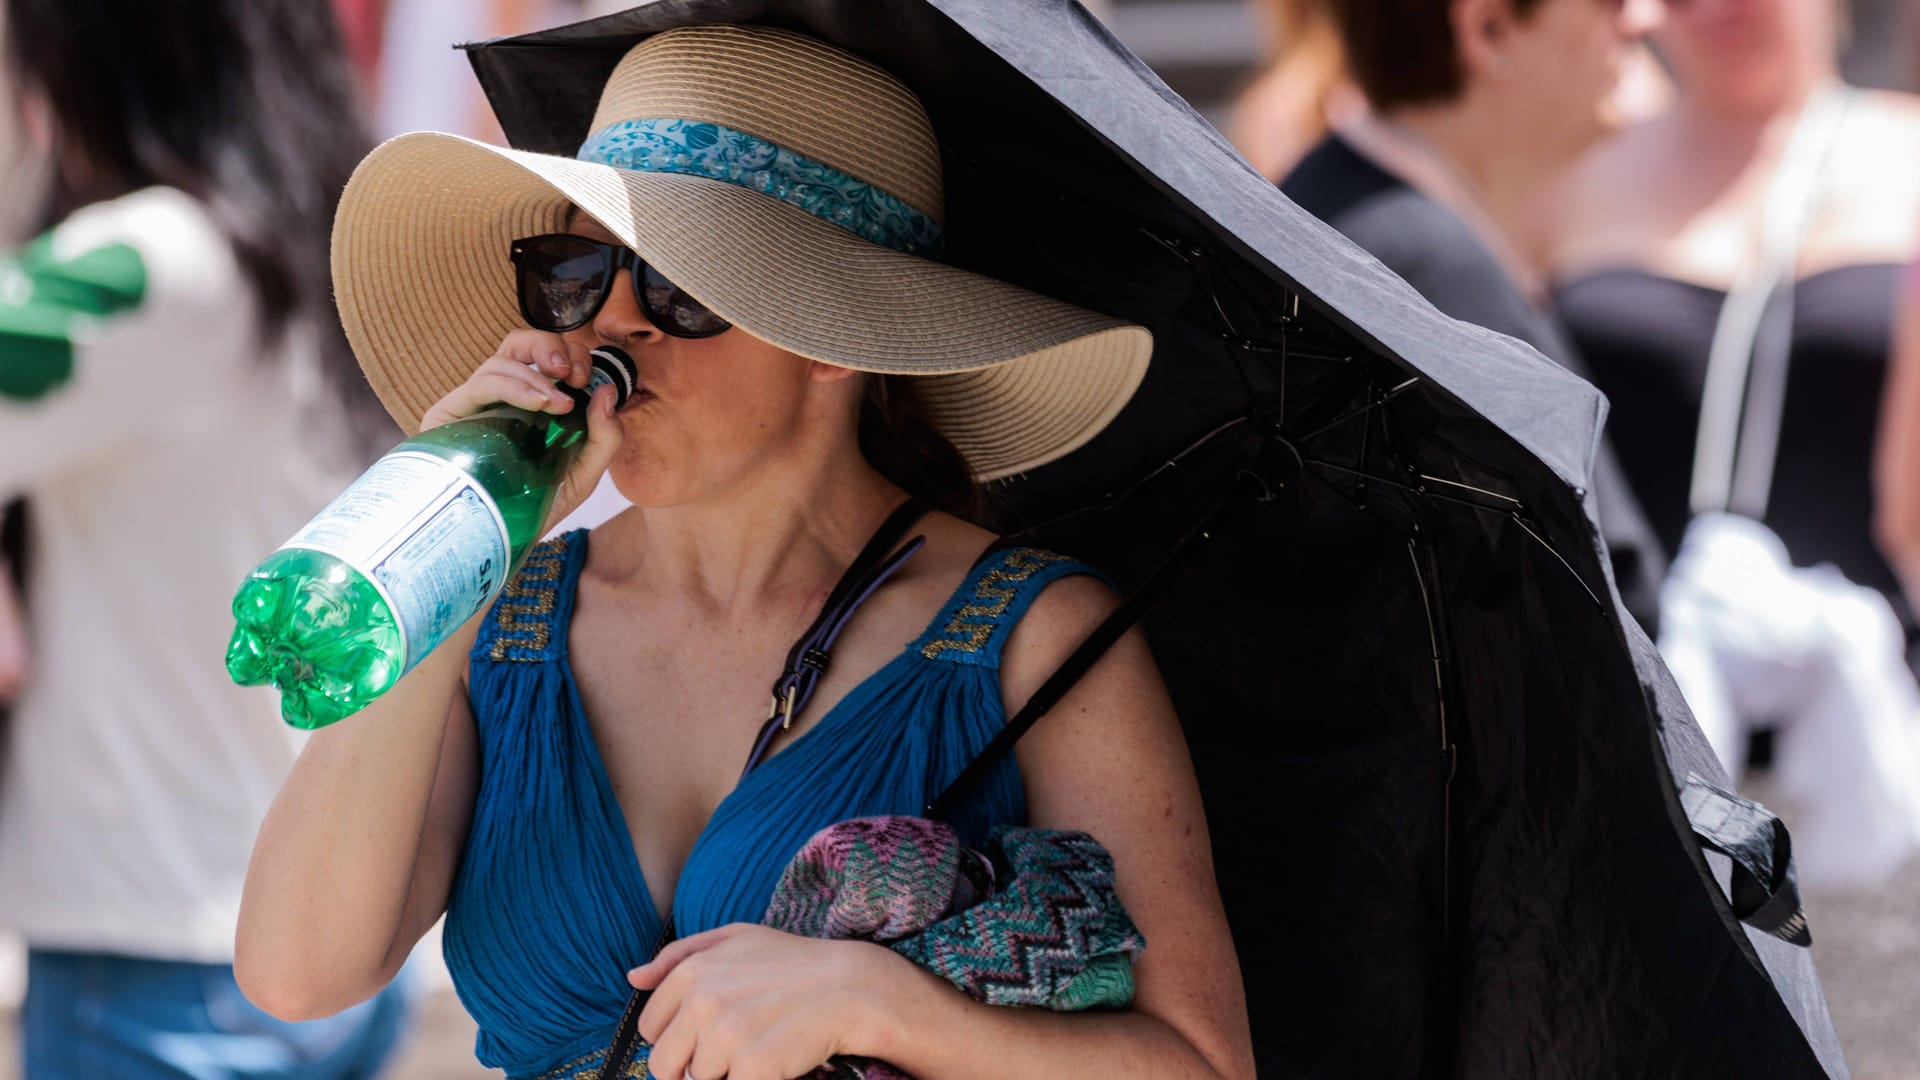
[332,132,1152,481]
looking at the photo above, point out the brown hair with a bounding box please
[859,375,989,525]
[1327,0,1548,111]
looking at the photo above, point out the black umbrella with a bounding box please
[466,4,1847,1076]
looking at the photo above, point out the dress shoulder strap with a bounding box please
[913,546,1105,669]
[471,530,589,665]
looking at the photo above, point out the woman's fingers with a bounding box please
[542,385,624,535]
[629,924,752,988]
[644,1022,695,1080]
[493,329,591,387]
[573,385,623,476]
[686,1041,733,1080]
[419,352,576,431]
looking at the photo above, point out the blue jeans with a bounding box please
[21,949,413,1080]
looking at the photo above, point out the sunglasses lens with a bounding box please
[641,265,732,337]
[518,236,609,331]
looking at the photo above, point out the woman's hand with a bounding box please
[629,923,908,1080]
[418,330,624,534]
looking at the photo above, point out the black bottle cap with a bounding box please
[587,345,638,410]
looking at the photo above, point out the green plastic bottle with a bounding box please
[226,346,637,728]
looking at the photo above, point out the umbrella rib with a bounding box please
[1295,377,1421,444]
[1307,460,1606,609]
[1414,474,1523,507]
[1304,460,1513,515]
[1510,516,1606,610]
[1005,415,1255,537]
[1407,536,1456,958]
[1406,538,1447,752]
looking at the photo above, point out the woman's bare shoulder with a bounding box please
[915,510,998,560]
[996,556,1123,709]
[908,512,1117,662]
[1854,88,1920,128]
[1837,90,1920,175]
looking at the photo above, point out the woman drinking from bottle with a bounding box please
[237,24,1255,1080]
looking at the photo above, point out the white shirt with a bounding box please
[0,187,356,961]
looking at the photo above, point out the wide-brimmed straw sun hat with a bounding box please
[331,23,1152,481]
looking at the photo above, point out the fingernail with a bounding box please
[549,352,568,370]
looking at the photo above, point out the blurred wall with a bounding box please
[1104,0,1263,124]
[1844,0,1919,92]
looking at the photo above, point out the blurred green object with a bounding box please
[226,346,635,728]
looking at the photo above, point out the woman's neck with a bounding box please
[1675,67,1841,144]
[1340,105,1551,297]
[596,444,907,617]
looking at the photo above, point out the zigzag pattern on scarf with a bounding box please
[763,816,989,943]
[764,818,1146,1080]
[890,826,1145,1009]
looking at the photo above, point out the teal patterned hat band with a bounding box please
[577,117,944,260]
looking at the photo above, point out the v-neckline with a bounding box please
[554,529,947,939]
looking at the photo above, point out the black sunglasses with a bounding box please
[509,233,733,339]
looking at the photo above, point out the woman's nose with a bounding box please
[591,268,662,345]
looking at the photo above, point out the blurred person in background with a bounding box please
[1279,0,1670,633]
[1541,0,1920,885]
[1227,0,1361,181]
[0,4,41,714]
[1544,0,1920,627]
[1231,0,1670,183]
[1876,264,1920,644]
[0,1,411,1075]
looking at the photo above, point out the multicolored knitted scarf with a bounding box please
[761,816,1146,1080]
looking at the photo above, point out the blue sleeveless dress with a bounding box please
[444,530,1101,1078]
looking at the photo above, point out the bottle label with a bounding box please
[281,450,510,676]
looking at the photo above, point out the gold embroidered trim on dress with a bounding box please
[921,548,1071,660]
[488,538,568,662]
[527,1046,649,1080]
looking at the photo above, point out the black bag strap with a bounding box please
[740,497,931,777]
[927,481,1255,818]
[1681,775,1811,947]
[597,497,930,1080]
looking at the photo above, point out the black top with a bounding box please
[1555,263,1905,604]
[1282,135,1668,629]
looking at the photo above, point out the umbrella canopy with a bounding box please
[464,3,1847,1075]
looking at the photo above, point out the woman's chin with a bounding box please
[604,464,679,510]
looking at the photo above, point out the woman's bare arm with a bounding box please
[235,622,481,1020]
[1876,265,1920,609]
[237,333,620,1020]
[870,574,1256,1079]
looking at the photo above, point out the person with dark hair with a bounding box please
[0,1,408,1075]
[1281,0,1669,632]
[237,25,1255,1080]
